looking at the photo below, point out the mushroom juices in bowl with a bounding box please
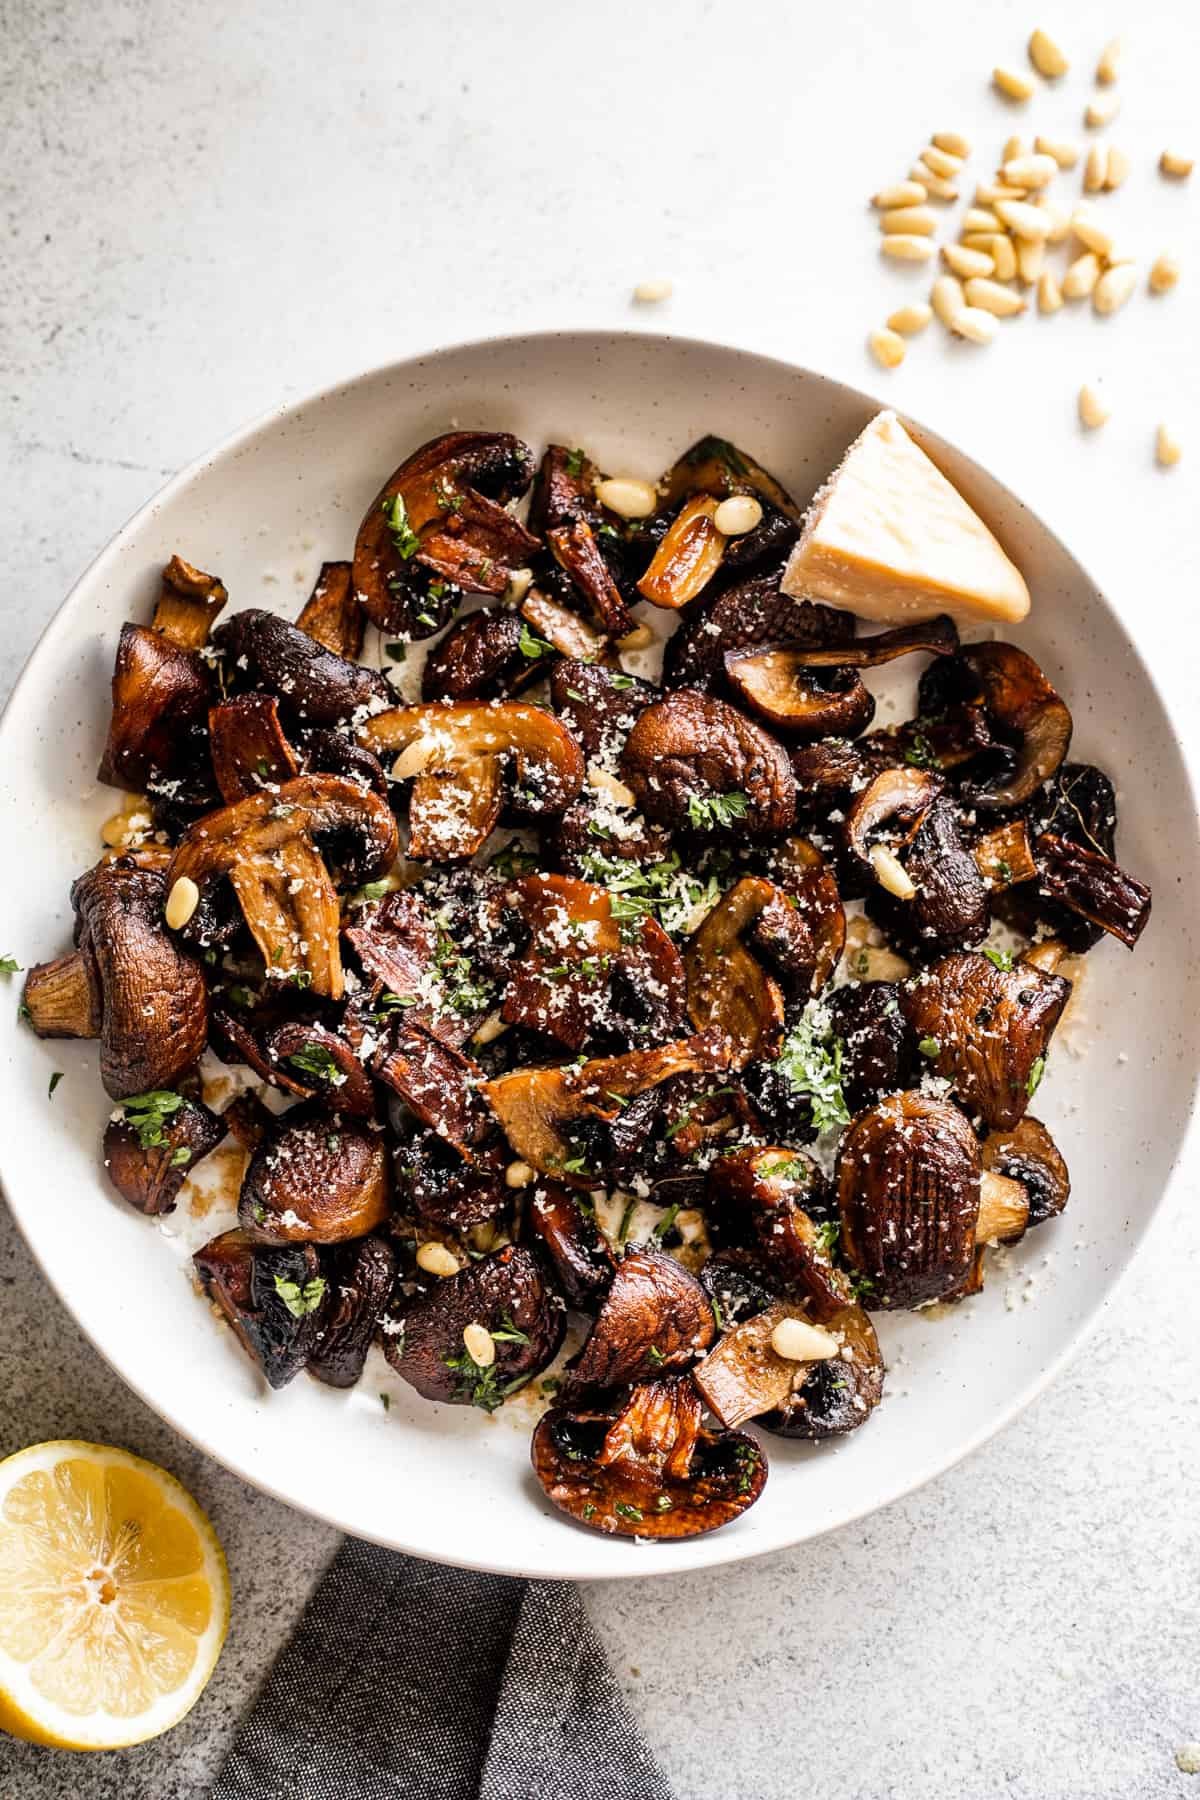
[2,333,1195,1577]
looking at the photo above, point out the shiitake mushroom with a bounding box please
[104,1096,224,1216]
[620,690,795,836]
[239,1107,392,1244]
[307,1235,396,1389]
[383,1245,564,1407]
[194,1230,330,1389]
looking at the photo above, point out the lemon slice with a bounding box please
[0,1441,229,1749]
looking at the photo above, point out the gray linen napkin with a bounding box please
[212,1536,676,1800]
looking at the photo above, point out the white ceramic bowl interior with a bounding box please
[1,331,1196,1579]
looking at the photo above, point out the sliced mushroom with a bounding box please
[845,767,988,948]
[663,570,855,692]
[790,739,875,814]
[837,1092,981,1309]
[620,691,795,835]
[97,623,212,790]
[843,766,944,874]
[521,589,612,664]
[296,561,364,662]
[343,886,506,1051]
[166,774,399,998]
[21,950,103,1039]
[565,1245,714,1393]
[213,609,391,728]
[693,1297,874,1434]
[526,1182,616,1310]
[661,435,800,519]
[421,608,526,702]
[761,1301,884,1439]
[353,431,538,633]
[684,878,788,1066]
[707,1146,847,1318]
[193,1230,329,1389]
[397,1134,511,1233]
[1032,834,1151,950]
[724,649,876,740]
[527,444,604,535]
[532,1375,766,1539]
[637,495,727,609]
[239,1108,391,1244]
[899,950,1070,1130]
[264,1021,377,1116]
[981,1116,1070,1227]
[761,836,846,992]
[307,1235,396,1389]
[956,643,1073,810]
[547,519,633,636]
[103,1095,224,1216]
[823,981,914,1114]
[375,1020,496,1157]
[151,555,228,651]
[208,694,301,804]
[973,819,1039,891]
[383,1244,564,1406]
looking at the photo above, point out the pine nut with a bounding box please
[995,199,1052,241]
[880,204,937,235]
[930,275,966,327]
[872,180,927,208]
[713,495,764,535]
[1156,424,1183,467]
[910,162,958,200]
[1063,252,1101,299]
[1016,238,1045,284]
[867,328,906,370]
[986,235,1018,281]
[165,876,200,930]
[1003,135,1027,162]
[506,567,533,604]
[416,1241,462,1277]
[1078,383,1111,429]
[616,622,653,651]
[963,207,1002,234]
[975,183,1027,204]
[871,846,917,897]
[632,279,673,303]
[1160,150,1194,179]
[1036,199,1070,244]
[1093,263,1137,315]
[955,307,999,345]
[1096,37,1122,84]
[1083,144,1107,193]
[1149,252,1181,294]
[1002,153,1058,189]
[505,1159,535,1188]
[993,67,1036,102]
[932,131,972,158]
[881,234,935,262]
[595,477,657,519]
[472,1010,510,1047]
[587,763,637,807]
[887,302,933,335]
[1037,271,1064,313]
[942,244,994,279]
[462,1322,496,1366]
[101,801,153,848]
[965,276,1026,317]
[1028,28,1069,78]
[770,1317,840,1362]
[1085,94,1120,129]
[1035,134,1080,169]
[1071,207,1113,259]
[1105,245,1134,268]
[1104,147,1130,190]
[921,144,963,178]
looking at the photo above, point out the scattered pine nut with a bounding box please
[932,130,972,158]
[1085,94,1120,128]
[1149,252,1180,294]
[1002,152,1057,189]
[1156,424,1183,467]
[472,1011,509,1046]
[713,495,764,535]
[1096,37,1122,84]
[1084,144,1107,193]
[506,567,534,604]
[881,234,935,261]
[986,235,1019,281]
[872,180,927,208]
[952,305,999,344]
[461,1322,496,1367]
[632,279,673,304]
[165,876,200,930]
[770,1317,840,1362]
[910,161,959,200]
[587,763,638,806]
[1071,207,1114,259]
[1028,28,1069,78]
[867,328,907,370]
[871,845,917,898]
[416,1241,462,1277]
[880,204,937,235]
[930,274,967,328]
[1016,238,1045,284]
[595,476,658,518]
[975,182,1027,204]
[505,1159,535,1188]
[1104,244,1135,268]
[1104,147,1130,190]
[942,243,994,279]
[1037,271,1064,313]
[1159,150,1194,179]
[887,302,933,334]
[1078,382,1111,429]
[1093,263,1137,315]
[994,67,1037,102]
[964,276,1026,316]
[921,144,964,178]
[1003,134,1028,162]
[994,198,1052,241]
[1063,251,1102,299]
[964,206,1002,234]
[1036,199,1070,244]
[1035,134,1080,169]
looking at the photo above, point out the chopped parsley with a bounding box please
[564,447,587,477]
[848,1270,877,1303]
[566,687,587,703]
[170,1146,192,1168]
[122,1089,186,1150]
[273,1274,326,1318]
[1026,1055,1046,1097]
[287,1042,345,1084]
[48,1071,64,1098]
[664,1087,735,1137]
[762,1154,808,1182]
[582,1503,597,1520]
[490,840,539,878]
[579,849,723,938]
[416,611,438,629]
[614,1502,644,1522]
[650,1201,681,1241]
[347,878,390,907]
[381,492,420,560]
[918,1036,941,1059]
[904,731,940,770]
[0,955,20,977]
[444,1348,528,1413]
[608,673,635,690]
[775,1005,850,1133]
[384,642,407,663]
[983,947,1015,972]
[490,1314,530,1347]
[518,622,554,660]
[686,790,749,831]
[814,1219,841,1258]
[646,1345,666,1366]
[377,990,420,1013]
[993,858,1013,883]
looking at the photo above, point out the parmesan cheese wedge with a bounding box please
[781,411,1030,627]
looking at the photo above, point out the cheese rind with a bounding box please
[781,411,1031,626]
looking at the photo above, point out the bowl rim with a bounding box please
[3,324,1198,1580]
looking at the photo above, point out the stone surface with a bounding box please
[1,0,1198,1795]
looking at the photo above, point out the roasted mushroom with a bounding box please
[307,1235,396,1388]
[662,570,854,693]
[660,434,800,519]
[527,444,604,535]
[823,981,914,1113]
[981,1116,1070,1227]
[565,1245,714,1393]
[845,767,988,949]
[548,660,655,761]
[956,643,1073,810]
[239,1108,391,1244]
[620,691,795,835]
[532,1375,766,1539]
[724,649,876,740]
[421,607,527,701]
[521,588,612,664]
[374,1021,496,1156]
[692,1298,881,1437]
[151,554,228,651]
[637,496,727,609]
[383,1244,564,1407]
[707,1146,847,1318]
[760,836,847,993]
[208,694,300,804]
[397,1132,511,1233]
[261,1021,377,1116]
[547,519,633,636]
[1031,834,1151,950]
[526,1182,616,1310]
[759,1301,884,1439]
[97,623,212,790]
[213,609,391,728]
[684,878,789,1066]
[103,1095,224,1216]
[296,561,364,662]
[194,1230,329,1389]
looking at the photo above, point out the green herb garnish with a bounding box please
[564,447,587,477]
[983,947,1015,972]
[686,790,749,831]
[381,491,420,560]
[273,1274,327,1318]
[48,1071,64,1098]
[918,1036,941,1059]
[775,1006,850,1133]
[614,1502,644,1522]
[384,642,408,663]
[0,955,22,976]
[518,622,554,660]
[287,1042,344,1084]
[1026,1055,1046,1097]
[122,1089,185,1149]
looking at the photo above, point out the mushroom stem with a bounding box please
[976,1169,1030,1244]
[21,950,101,1039]
[973,820,1038,890]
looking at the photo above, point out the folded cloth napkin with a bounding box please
[212,1536,676,1800]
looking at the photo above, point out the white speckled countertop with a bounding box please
[2,1,1199,1794]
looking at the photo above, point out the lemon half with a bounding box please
[0,1440,229,1750]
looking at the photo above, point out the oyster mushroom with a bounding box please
[899,950,1070,1130]
[239,1108,392,1244]
[383,1244,564,1407]
[24,858,209,1100]
[1032,834,1151,950]
[565,1245,715,1393]
[521,588,612,664]
[103,1095,224,1216]
[526,1182,616,1310]
[724,649,876,740]
[307,1235,396,1389]
[663,570,854,693]
[707,1146,848,1317]
[193,1230,329,1389]
[296,561,364,662]
[213,609,391,728]
[97,623,212,790]
[693,1297,882,1439]
[374,1020,496,1157]
[150,554,228,651]
[620,691,795,835]
[353,431,539,635]
[361,701,585,861]
[760,836,846,993]
[208,694,300,804]
[661,434,800,519]
[165,773,399,999]
[956,643,1073,810]
[981,1116,1071,1227]
[531,1375,766,1539]
[845,768,988,949]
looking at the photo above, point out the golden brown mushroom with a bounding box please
[620,690,795,835]
[296,561,364,662]
[150,554,228,651]
[684,877,788,1067]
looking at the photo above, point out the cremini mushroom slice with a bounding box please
[263,1020,377,1116]
[723,648,876,740]
[637,495,727,609]
[844,766,988,949]
[213,609,392,728]
[531,1375,767,1539]
[956,642,1073,809]
[527,444,604,536]
[103,1095,224,1217]
[566,1244,715,1393]
[762,836,846,990]
[620,690,795,835]
[208,694,301,804]
[296,561,364,662]
[760,1301,884,1439]
[973,818,1039,890]
[150,554,228,651]
[662,571,854,692]
[353,430,539,635]
[193,1229,329,1390]
[526,1182,617,1310]
[239,1108,391,1245]
[521,590,612,666]
[708,1145,849,1317]
[97,623,213,790]
[684,876,790,1066]
[693,1297,881,1437]
[165,773,399,999]
[373,1020,496,1157]
[981,1115,1071,1227]
[547,518,633,637]
[307,1235,396,1389]
[383,1244,564,1407]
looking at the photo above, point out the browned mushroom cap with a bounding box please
[194,1230,329,1389]
[1032,833,1151,949]
[353,431,538,632]
[663,570,855,692]
[151,555,228,651]
[899,950,1070,1130]
[362,702,586,861]
[97,623,212,789]
[264,1021,377,1116]
[957,643,1073,809]
[396,1134,510,1233]
[843,765,945,872]
[823,982,914,1113]
[421,608,526,702]
[307,1235,396,1389]
[532,1375,766,1539]
[103,1095,224,1216]
[547,519,633,636]
[502,873,686,1051]
[343,888,481,1047]
[526,1182,616,1310]
[684,878,787,1067]
[208,694,301,804]
[763,837,846,991]
[662,436,801,518]
[239,1108,391,1244]
[213,609,391,728]
[521,589,612,664]
[620,690,795,835]
[166,774,398,998]
[845,767,989,948]
[482,1030,734,1177]
[837,1091,981,1309]
[981,1116,1070,1227]
[384,1244,565,1406]
[708,1146,849,1317]
[637,496,727,609]
[761,1301,884,1439]
[693,1297,882,1439]
[790,739,874,813]
[565,1245,715,1393]
[221,1090,276,1151]
[373,1019,494,1155]
[527,445,604,535]
[549,660,655,759]
[724,648,875,739]
[296,561,364,662]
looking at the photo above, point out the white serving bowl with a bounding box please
[1,330,1196,1580]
